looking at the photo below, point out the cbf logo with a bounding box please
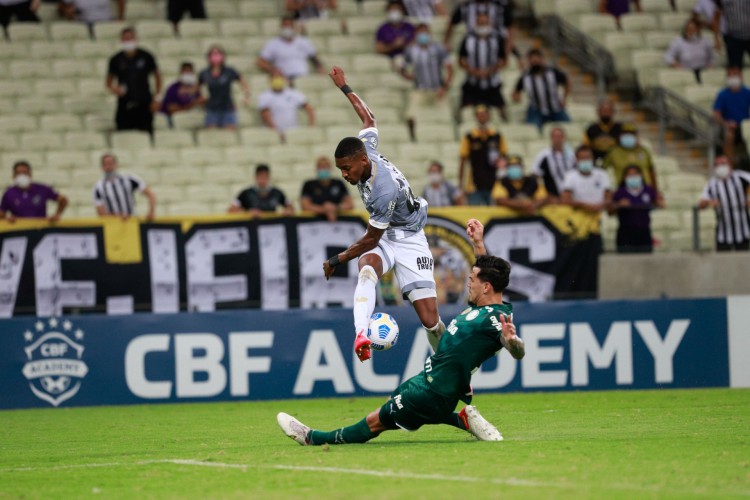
[21,318,88,407]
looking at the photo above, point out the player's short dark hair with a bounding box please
[256,164,270,175]
[474,255,511,293]
[12,160,31,174]
[334,137,366,159]
[527,48,543,59]
[575,144,593,158]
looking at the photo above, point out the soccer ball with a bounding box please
[367,312,400,351]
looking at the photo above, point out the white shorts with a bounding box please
[363,230,437,301]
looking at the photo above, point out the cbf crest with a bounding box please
[21,318,88,407]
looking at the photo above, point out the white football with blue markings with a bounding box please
[366,312,400,351]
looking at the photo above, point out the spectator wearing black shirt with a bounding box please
[300,157,353,222]
[229,164,294,218]
[167,0,205,33]
[106,27,162,135]
[0,0,39,29]
[584,99,623,161]
[444,0,513,56]
[512,48,570,130]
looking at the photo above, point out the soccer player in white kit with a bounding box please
[323,66,446,362]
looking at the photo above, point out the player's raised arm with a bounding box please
[467,219,487,256]
[499,314,525,360]
[329,66,376,129]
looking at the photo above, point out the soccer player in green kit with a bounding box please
[277,219,526,444]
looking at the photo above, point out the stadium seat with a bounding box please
[656,68,696,93]
[0,81,28,97]
[640,0,676,12]
[20,132,64,151]
[172,111,205,130]
[268,144,311,165]
[218,19,259,37]
[63,132,108,151]
[92,21,128,41]
[2,151,45,170]
[620,13,660,32]
[9,60,48,78]
[7,24,48,42]
[110,131,152,150]
[630,50,665,74]
[49,22,91,41]
[645,32,676,50]
[62,97,104,116]
[208,1,241,19]
[0,99,16,114]
[153,184,186,203]
[0,134,19,151]
[503,125,542,142]
[180,20,218,38]
[35,79,77,97]
[684,85,720,110]
[40,115,83,133]
[53,60,95,78]
[196,129,240,147]
[16,97,60,116]
[204,165,249,184]
[198,37,244,56]
[46,151,89,170]
[240,127,283,146]
[225,145,268,167]
[238,2,279,19]
[553,0,596,17]
[650,210,683,230]
[285,127,325,145]
[304,18,343,36]
[259,18,282,36]
[185,184,232,203]
[127,1,159,20]
[326,35,373,55]
[158,166,204,185]
[659,12,690,31]
[136,149,181,168]
[415,124,456,143]
[71,39,117,59]
[158,39,200,58]
[0,115,37,133]
[576,14,617,41]
[154,130,195,148]
[0,42,29,60]
[84,113,115,132]
[29,40,73,59]
[179,147,225,166]
[40,169,74,189]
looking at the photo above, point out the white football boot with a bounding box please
[277,412,311,445]
[459,405,504,441]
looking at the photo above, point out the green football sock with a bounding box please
[309,418,378,445]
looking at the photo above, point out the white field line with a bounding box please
[1,459,747,496]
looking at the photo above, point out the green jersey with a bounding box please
[422,302,513,399]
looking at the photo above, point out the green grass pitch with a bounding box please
[1,388,749,499]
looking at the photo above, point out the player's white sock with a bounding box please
[353,265,378,335]
[424,318,446,352]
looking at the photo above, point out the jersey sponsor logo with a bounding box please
[385,199,396,219]
[466,309,480,321]
[416,256,433,271]
[489,314,505,332]
[393,394,404,409]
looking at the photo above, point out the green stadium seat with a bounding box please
[218,19,259,38]
[645,31,676,50]
[158,166,204,185]
[196,129,240,147]
[111,131,152,150]
[346,17,382,36]
[684,85,720,109]
[630,49,665,74]
[63,132,108,151]
[92,21,128,41]
[185,184,232,203]
[260,18,282,36]
[35,79,77,97]
[641,0,676,12]
[0,115,37,133]
[325,35,373,55]
[154,130,195,148]
[0,134,19,151]
[2,151,45,170]
[53,60,95,78]
[199,37,244,56]
[40,114,83,133]
[503,125,542,142]
[659,12,690,31]
[656,68,696,93]
[9,60,48,78]
[675,0,696,11]
[154,185,187,203]
[29,40,73,59]
[359,2,386,16]
[620,13,660,32]
[285,127,326,145]
[179,20,218,38]
[171,111,205,130]
[207,0,240,19]
[240,127,283,146]
[0,42,29,60]
[553,0,596,17]
[127,2,159,20]
[136,149,181,168]
[49,22,91,41]
[179,147,225,166]
[238,2,280,19]
[46,151,89,170]
[205,165,250,184]
[650,210,683,230]
[577,14,618,40]
[305,18,343,36]
[15,96,58,116]
[7,24,48,42]
[158,39,200,57]
[20,132,64,151]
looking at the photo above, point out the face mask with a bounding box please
[180,73,197,85]
[317,168,331,180]
[428,172,442,184]
[727,76,742,89]
[530,63,543,73]
[271,77,286,91]
[506,165,523,181]
[121,41,137,53]
[577,160,593,173]
[416,32,431,45]
[625,175,643,190]
[495,168,505,180]
[387,10,403,23]
[14,174,30,189]
[715,165,731,179]
[620,133,637,149]
[474,26,492,37]
[281,27,295,39]
[209,53,224,65]
[600,115,612,124]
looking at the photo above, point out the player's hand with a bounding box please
[323,260,336,280]
[466,218,484,244]
[499,314,516,341]
[329,66,347,88]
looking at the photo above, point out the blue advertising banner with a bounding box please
[0,297,731,410]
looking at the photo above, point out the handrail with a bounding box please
[535,14,616,98]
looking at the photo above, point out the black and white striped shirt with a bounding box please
[459,31,506,89]
[701,170,750,244]
[403,42,451,90]
[514,67,568,115]
[93,173,146,216]
[715,0,750,40]
[450,0,513,37]
[532,146,576,197]
[403,0,439,20]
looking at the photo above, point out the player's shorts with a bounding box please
[406,89,452,121]
[363,230,437,301]
[378,374,459,431]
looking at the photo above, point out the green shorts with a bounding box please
[378,374,459,431]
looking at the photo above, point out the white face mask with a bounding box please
[180,73,197,85]
[387,10,403,23]
[727,76,742,89]
[121,41,137,52]
[715,165,731,179]
[428,172,442,185]
[14,174,31,189]
[280,27,295,39]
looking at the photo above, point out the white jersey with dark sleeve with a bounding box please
[357,127,428,241]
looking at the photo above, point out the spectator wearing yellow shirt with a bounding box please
[602,122,658,191]
[491,154,549,215]
[458,105,508,206]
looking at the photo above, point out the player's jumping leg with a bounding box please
[352,254,383,361]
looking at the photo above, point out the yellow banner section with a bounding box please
[0,206,598,264]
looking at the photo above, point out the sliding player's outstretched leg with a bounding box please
[352,254,383,361]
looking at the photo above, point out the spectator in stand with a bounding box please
[445,0,514,60]
[693,0,724,36]
[167,0,205,33]
[699,155,750,251]
[422,161,464,206]
[602,122,658,190]
[713,66,750,163]
[258,73,315,141]
[458,12,507,121]
[258,16,323,81]
[285,0,337,20]
[106,27,161,135]
[598,0,641,29]
[0,161,68,222]
[199,45,250,130]
[399,22,453,141]
[300,157,353,221]
[0,0,39,29]
[159,62,205,128]
[492,154,548,215]
[59,0,124,25]
[664,19,715,83]
[458,105,508,206]
[229,164,294,218]
[712,0,750,69]
[375,1,415,59]
[532,127,576,201]
[584,99,623,161]
[402,0,446,21]
[561,145,612,253]
[609,164,664,253]
[93,153,156,220]
[512,49,570,130]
